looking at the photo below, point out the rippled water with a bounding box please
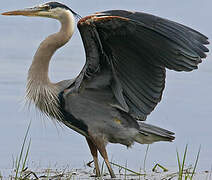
[0,0,212,175]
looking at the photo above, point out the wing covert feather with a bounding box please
[77,10,209,120]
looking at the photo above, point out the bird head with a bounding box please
[1,1,80,20]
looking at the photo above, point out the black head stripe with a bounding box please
[45,2,81,18]
[46,2,70,10]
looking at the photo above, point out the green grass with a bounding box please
[110,161,145,176]
[177,144,201,180]
[7,124,205,179]
[14,122,31,180]
[152,163,168,172]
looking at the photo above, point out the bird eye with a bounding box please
[43,5,51,10]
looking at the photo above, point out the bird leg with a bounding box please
[88,136,116,178]
[97,144,116,178]
[86,137,100,177]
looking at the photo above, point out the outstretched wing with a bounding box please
[75,10,209,120]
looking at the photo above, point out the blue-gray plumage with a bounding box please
[2,2,209,178]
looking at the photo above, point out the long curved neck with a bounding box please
[26,11,75,119]
[28,12,75,85]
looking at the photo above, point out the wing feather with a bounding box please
[76,10,209,120]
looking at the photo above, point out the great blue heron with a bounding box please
[2,2,209,178]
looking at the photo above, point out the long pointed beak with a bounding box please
[1,7,46,16]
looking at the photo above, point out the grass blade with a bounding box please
[15,122,31,179]
[110,162,145,176]
[181,144,188,178]
[124,161,128,179]
[100,160,105,177]
[143,145,150,172]
[0,171,2,180]
[21,138,31,173]
[190,145,201,179]
[152,163,168,172]
[176,149,181,177]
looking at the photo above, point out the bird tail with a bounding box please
[134,122,175,144]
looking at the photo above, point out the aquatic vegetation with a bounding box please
[7,125,206,180]
[14,123,31,180]
[177,144,201,180]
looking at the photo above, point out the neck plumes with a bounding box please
[26,11,75,120]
